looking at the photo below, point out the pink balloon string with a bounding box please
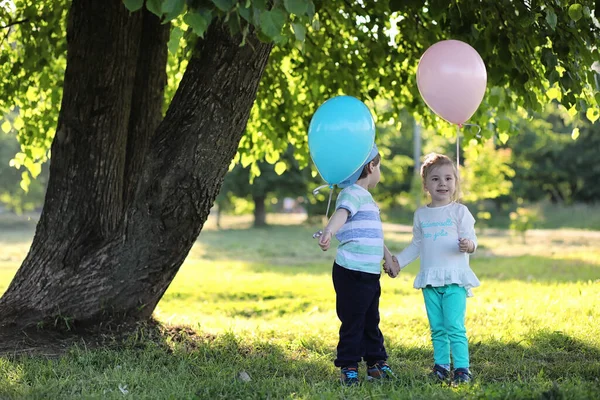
[455,123,482,178]
[456,123,462,174]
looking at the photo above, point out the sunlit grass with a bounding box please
[1,213,599,398]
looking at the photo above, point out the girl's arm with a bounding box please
[396,213,422,267]
[458,206,477,253]
[318,208,349,251]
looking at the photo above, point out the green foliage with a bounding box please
[0,1,66,184]
[0,130,47,213]
[506,103,600,204]
[243,0,600,176]
[461,139,515,203]
[133,0,316,43]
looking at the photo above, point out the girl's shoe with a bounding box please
[452,368,472,384]
[340,366,359,386]
[429,364,450,382]
[366,360,396,380]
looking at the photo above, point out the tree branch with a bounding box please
[1,19,29,29]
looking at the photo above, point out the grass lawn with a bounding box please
[1,213,599,399]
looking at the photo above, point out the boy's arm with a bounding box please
[318,208,349,251]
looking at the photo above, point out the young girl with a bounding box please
[387,153,479,384]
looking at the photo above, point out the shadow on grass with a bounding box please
[1,323,599,399]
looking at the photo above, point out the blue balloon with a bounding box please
[308,96,375,186]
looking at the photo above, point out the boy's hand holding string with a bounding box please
[318,209,349,251]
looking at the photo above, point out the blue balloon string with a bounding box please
[311,184,336,239]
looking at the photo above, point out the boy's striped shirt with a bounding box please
[335,184,383,274]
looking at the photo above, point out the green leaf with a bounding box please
[311,15,320,31]
[545,8,557,30]
[162,0,185,22]
[146,0,163,17]
[265,152,278,164]
[291,22,305,42]
[498,132,509,144]
[253,0,267,10]
[240,152,252,168]
[284,0,308,16]
[167,27,183,55]
[12,117,24,130]
[595,92,600,106]
[24,158,41,178]
[212,0,235,12]
[488,94,500,108]
[497,119,511,132]
[586,107,599,123]
[306,0,315,19]
[19,171,30,193]
[546,87,561,100]
[184,11,210,38]
[123,0,144,12]
[568,4,583,21]
[1,120,11,133]
[238,5,251,22]
[228,13,241,36]
[259,9,287,40]
[571,127,580,140]
[161,0,181,14]
[274,161,287,175]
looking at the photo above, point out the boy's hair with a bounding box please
[358,153,381,180]
[420,153,460,201]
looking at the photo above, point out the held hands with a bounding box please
[458,238,475,253]
[318,229,333,251]
[383,255,401,278]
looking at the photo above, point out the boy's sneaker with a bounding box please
[452,368,472,385]
[340,366,359,386]
[429,364,450,382]
[366,360,396,381]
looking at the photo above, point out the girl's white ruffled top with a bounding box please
[396,202,480,296]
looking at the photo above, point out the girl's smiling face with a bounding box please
[424,164,456,207]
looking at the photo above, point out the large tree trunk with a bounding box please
[0,0,272,330]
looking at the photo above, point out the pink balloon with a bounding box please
[417,40,487,125]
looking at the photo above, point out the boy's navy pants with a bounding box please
[332,262,387,368]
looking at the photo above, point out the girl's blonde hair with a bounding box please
[420,153,460,201]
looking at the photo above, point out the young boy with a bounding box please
[318,144,398,386]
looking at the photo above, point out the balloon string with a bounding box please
[312,184,335,239]
[456,124,460,178]
[455,123,481,176]
[325,186,333,219]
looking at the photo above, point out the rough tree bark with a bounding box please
[0,0,273,330]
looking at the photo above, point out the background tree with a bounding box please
[218,146,306,227]
[0,0,598,332]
